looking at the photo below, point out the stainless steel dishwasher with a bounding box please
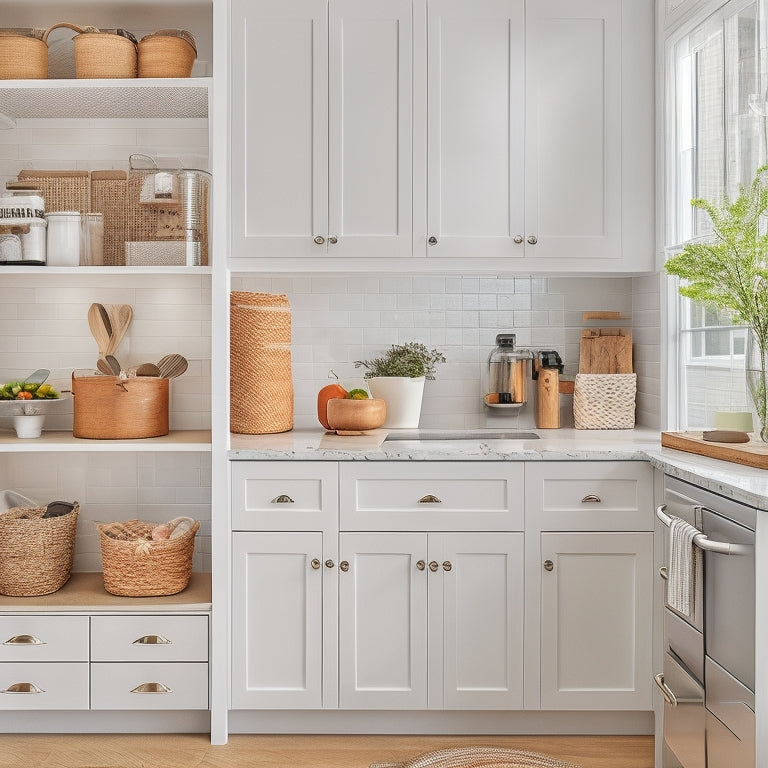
[657,476,756,768]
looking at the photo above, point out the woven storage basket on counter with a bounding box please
[72,374,169,439]
[99,519,199,597]
[230,291,293,434]
[573,373,637,429]
[0,503,79,596]
[138,29,196,78]
[0,28,48,79]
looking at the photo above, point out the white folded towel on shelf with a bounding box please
[667,517,700,618]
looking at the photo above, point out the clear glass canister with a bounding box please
[487,333,533,404]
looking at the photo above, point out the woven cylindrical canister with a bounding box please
[230,291,293,434]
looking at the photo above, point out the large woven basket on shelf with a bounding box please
[138,29,196,78]
[573,373,637,430]
[370,747,581,768]
[0,503,79,597]
[99,519,199,597]
[230,291,293,434]
[0,28,48,79]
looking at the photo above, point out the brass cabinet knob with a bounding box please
[418,494,442,504]
[428,560,439,572]
[329,236,338,244]
[416,560,426,571]
[543,559,554,571]
[311,558,321,570]
[313,235,325,245]
[581,494,601,503]
[428,236,438,245]
[513,235,523,244]
[442,561,452,572]
[339,560,350,572]
[527,235,538,244]
[325,559,335,569]
[271,494,295,504]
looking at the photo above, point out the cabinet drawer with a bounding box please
[91,662,208,710]
[0,616,89,662]
[526,462,653,530]
[232,462,338,530]
[340,463,524,531]
[91,615,208,662]
[0,662,89,709]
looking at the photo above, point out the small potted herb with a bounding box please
[355,342,446,428]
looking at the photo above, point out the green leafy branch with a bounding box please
[355,342,446,380]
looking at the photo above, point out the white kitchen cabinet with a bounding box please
[230,0,413,260]
[424,0,653,271]
[231,531,335,709]
[337,531,524,710]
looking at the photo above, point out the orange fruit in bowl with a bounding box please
[317,383,347,430]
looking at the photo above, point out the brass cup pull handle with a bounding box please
[325,559,335,569]
[581,494,602,503]
[133,634,172,646]
[543,559,554,571]
[442,561,452,572]
[428,560,439,572]
[416,560,426,571]
[271,494,295,504]
[4,634,45,645]
[339,560,350,572]
[418,494,442,504]
[131,682,172,694]
[654,673,677,707]
[311,558,321,570]
[2,682,44,694]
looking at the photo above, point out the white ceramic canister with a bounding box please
[46,211,81,267]
[0,217,47,263]
[21,218,47,262]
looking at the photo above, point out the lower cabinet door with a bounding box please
[338,532,428,709]
[540,531,653,710]
[433,532,524,709]
[91,662,208,710]
[0,662,89,709]
[231,532,326,709]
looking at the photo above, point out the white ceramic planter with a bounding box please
[13,413,45,439]
[368,376,425,428]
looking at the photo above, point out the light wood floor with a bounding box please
[0,733,654,768]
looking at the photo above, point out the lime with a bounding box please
[347,388,369,399]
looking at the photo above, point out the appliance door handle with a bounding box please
[655,504,747,555]
[654,672,678,707]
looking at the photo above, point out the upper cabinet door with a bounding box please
[231,0,328,258]
[425,0,526,259]
[525,0,621,262]
[328,0,413,258]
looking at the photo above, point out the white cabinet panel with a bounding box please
[0,662,89,710]
[231,532,327,709]
[338,532,428,709]
[540,531,653,710]
[91,662,208,710]
[425,0,525,258]
[90,616,208,662]
[434,532,524,709]
[0,616,88,662]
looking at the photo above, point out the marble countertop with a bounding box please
[229,427,768,510]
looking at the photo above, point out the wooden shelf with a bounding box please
[0,266,212,275]
[0,571,211,612]
[0,430,211,452]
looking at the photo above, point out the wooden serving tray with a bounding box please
[661,431,768,469]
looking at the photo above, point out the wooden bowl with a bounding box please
[326,397,386,432]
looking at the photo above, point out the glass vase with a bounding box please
[746,328,768,442]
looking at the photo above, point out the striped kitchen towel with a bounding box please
[668,517,699,618]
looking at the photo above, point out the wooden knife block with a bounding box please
[536,368,560,429]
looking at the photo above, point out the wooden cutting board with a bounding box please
[661,431,768,469]
[579,329,633,373]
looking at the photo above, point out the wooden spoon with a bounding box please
[105,304,133,356]
[88,303,111,358]
[158,354,188,379]
[105,354,121,376]
[136,362,161,377]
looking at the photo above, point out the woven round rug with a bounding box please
[370,746,581,768]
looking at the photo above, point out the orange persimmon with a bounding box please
[317,383,348,430]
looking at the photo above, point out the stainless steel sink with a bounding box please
[384,430,540,441]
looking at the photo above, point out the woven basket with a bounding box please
[0,503,79,596]
[138,30,196,78]
[230,291,293,434]
[0,28,48,79]
[90,170,128,265]
[573,373,637,430]
[13,170,91,214]
[370,747,580,768]
[99,518,199,597]
[72,374,169,439]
